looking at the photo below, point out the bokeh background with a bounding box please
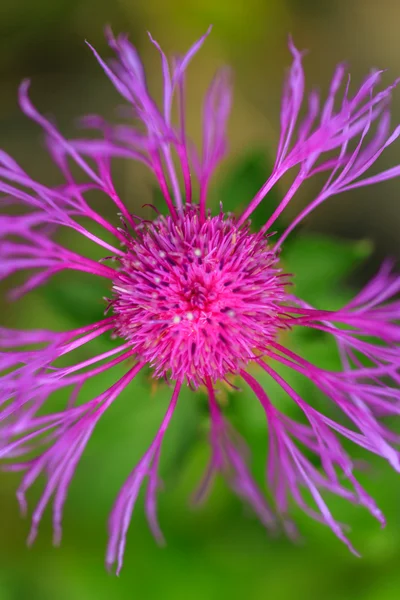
[1,1,400,599]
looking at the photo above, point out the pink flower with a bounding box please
[1,28,400,574]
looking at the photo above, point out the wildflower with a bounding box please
[1,27,400,574]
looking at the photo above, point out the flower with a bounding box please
[1,27,400,574]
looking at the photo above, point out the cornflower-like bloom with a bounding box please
[1,27,400,574]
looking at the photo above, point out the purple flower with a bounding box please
[1,27,400,574]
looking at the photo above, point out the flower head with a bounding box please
[1,28,400,574]
[112,208,288,385]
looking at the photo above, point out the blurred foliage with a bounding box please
[118,0,287,49]
[214,149,281,227]
[282,234,373,308]
[0,0,128,75]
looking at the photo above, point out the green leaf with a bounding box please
[41,273,109,327]
[282,233,373,309]
[214,149,286,232]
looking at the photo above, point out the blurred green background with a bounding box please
[1,1,400,599]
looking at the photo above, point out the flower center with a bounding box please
[111,209,289,386]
